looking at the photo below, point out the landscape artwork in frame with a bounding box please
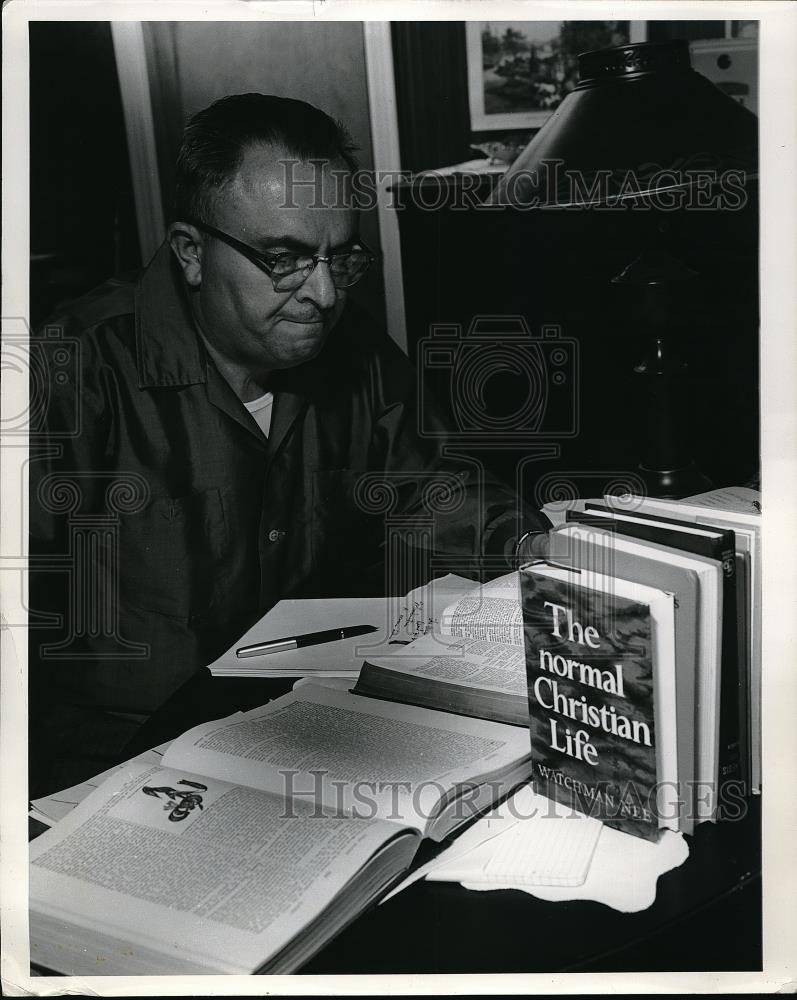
[466,20,644,131]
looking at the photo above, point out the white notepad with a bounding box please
[482,813,603,887]
[426,808,603,888]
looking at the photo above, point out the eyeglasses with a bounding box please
[191,220,375,292]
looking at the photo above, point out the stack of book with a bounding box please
[356,486,761,840]
[541,485,762,803]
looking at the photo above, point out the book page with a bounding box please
[30,761,412,975]
[29,742,172,827]
[162,683,531,834]
[676,486,761,514]
[611,492,761,526]
[364,632,526,698]
[440,572,523,646]
[387,572,479,643]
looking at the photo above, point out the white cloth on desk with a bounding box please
[388,784,690,913]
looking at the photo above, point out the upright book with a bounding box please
[609,491,761,791]
[548,522,707,831]
[541,490,761,790]
[29,682,531,975]
[520,562,678,842]
[570,503,743,792]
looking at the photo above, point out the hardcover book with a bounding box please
[520,563,677,842]
[353,573,528,725]
[541,490,760,792]
[29,683,531,975]
[548,522,704,832]
[576,503,743,790]
[609,491,761,792]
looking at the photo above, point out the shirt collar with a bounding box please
[135,241,208,389]
[133,240,339,398]
[132,242,312,455]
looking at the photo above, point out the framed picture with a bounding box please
[466,20,644,131]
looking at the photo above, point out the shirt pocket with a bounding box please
[118,487,229,620]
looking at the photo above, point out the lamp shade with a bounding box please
[489,40,758,208]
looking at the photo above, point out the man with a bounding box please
[29,94,539,794]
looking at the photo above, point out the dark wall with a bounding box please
[30,22,140,325]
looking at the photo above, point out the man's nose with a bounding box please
[295,258,338,311]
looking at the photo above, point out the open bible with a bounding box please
[29,682,531,975]
[354,573,529,725]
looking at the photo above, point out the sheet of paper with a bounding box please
[424,785,599,885]
[29,743,174,826]
[207,597,391,677]
[27,728,248,827]
[207,574,478,678]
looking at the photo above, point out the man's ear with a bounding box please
[168,222,204,288]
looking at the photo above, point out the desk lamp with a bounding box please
[489,40,758,498]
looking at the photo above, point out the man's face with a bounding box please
[191,143,357,376]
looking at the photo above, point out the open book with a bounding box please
[30,682,531,975]
[354,573,528,725]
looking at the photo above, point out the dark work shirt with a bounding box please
[28,243,537,723]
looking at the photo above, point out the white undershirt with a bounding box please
[243,391,274,438]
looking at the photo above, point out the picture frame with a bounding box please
[466,20,646,132]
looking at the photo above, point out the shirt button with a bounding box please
[267,529,283,542]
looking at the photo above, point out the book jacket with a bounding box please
[521,568,661,842]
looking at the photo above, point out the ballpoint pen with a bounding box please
[236,624,379,658]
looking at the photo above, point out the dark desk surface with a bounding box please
[115,670,763,974]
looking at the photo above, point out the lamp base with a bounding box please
[638,461,713,500]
